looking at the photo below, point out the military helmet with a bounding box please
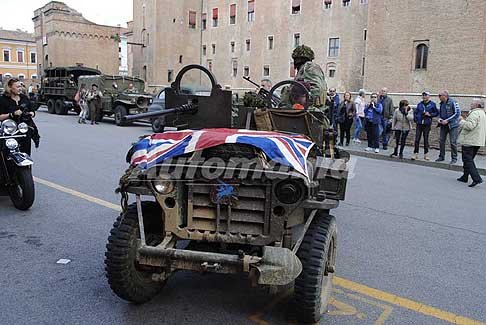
[292,45,315,61]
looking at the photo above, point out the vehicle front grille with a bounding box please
[187,182,271,236]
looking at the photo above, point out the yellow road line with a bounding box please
[34,177,122,212]
[34,176,486,325]
[334,277,486,325]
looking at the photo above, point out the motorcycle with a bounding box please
[0,111,35,210]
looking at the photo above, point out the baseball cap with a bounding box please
[422,91,431,96]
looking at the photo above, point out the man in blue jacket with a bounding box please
[364,93,383,153]
[436,90,461,164]
[412,91,439,161]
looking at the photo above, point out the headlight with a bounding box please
[18,123,29,134]
[5,138,19,150]
[2,119,17,135]
[153,180,174,194]
[275,180,304,205]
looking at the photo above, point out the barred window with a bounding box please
[415,44,428,69]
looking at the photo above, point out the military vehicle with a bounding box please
[77,75,153,126]
[38,66,101,115]
[104,65,348,323]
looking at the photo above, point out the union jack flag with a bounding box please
[130,128,315,178]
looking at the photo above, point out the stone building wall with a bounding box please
[364,0,486,94]
[33,1,122,76]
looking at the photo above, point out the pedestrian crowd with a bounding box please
[328,89,486,187]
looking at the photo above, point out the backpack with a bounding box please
[74,91,81,103]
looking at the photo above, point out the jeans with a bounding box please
[413,124,431,154]
[366,121,380,149]
[353,117,364,139]
[79,102,89,120]
[379,118,390,148]
[393,130,409,156]
[461,146,482,183]
[339,119,353,145]
[438,125,458,161]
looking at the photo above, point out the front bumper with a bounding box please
[138,245,302,286]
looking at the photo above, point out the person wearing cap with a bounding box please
[412,91,439,161]
[457,98,486,187]
[86,83,103,125]
[436,90,461,164]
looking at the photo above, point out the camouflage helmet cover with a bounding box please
[292,45,315,61]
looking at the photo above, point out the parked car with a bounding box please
[149,85,211,132]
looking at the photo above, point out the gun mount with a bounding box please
[125,65,233,129]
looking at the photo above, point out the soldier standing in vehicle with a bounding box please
[87,83,103,125]
[291,45,327,110]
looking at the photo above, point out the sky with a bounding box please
[0,0,133,32]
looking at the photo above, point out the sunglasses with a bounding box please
[371,96,377,98]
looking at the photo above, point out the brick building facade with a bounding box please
[0,29,37,82]
[32,1,123,76]
[130,0,485,95]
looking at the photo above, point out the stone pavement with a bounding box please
[343,140,486,176]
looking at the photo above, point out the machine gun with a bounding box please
[243,76,280,108]
[123,103,198,122]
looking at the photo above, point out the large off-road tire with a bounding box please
[55,98,68,115]
[8,167,35,211]
[294,212,337,324]
[105,201,166,304]
[114,105,128,126]
[47,99,56,114]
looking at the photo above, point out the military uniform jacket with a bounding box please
[295,61,327,107]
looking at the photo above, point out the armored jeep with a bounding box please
[38,66,101,115]
[77,75,153,126]
[104,65,348,323]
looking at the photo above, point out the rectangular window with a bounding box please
[168,70,173,82]
[360,0,368,4]
[202,13,207,30]
[268,36,274,50]
[290,62,296,77]
[230,41,235,53]
[361,57,365,76]
[189,11,197,29]
[324,0,332,9]
[328,37,340,57]
[17,51,24,63]
[207,59,213,72]
[263,65,270,77]
[291,0,301,14]
[212,44,216,54]
[293,33,300,48]
[246,39,251,51]
[343,0,351,7]
[244,66,250,77]
[212,8,219,27]
[230,4,236,24]
[3,50,10,62]
[329,69,336,78]
[202,45,207,56]
[363,29,367,41]
[232,60,238,77]
[248,0,255,22]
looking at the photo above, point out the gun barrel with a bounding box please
[123,103,197,122]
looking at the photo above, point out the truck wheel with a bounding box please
[294,212,337,324]
[114,105,128,126]
[47,99,56,114]
[151,118,164,133]
[55,99,66,115]
[105,202,166,304]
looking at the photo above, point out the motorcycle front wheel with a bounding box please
[8,167,35,210]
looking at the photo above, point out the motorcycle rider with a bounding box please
[0,78,36,155]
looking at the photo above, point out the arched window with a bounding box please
[415,44,428,69]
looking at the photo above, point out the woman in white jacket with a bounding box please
[390,100,414,159]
